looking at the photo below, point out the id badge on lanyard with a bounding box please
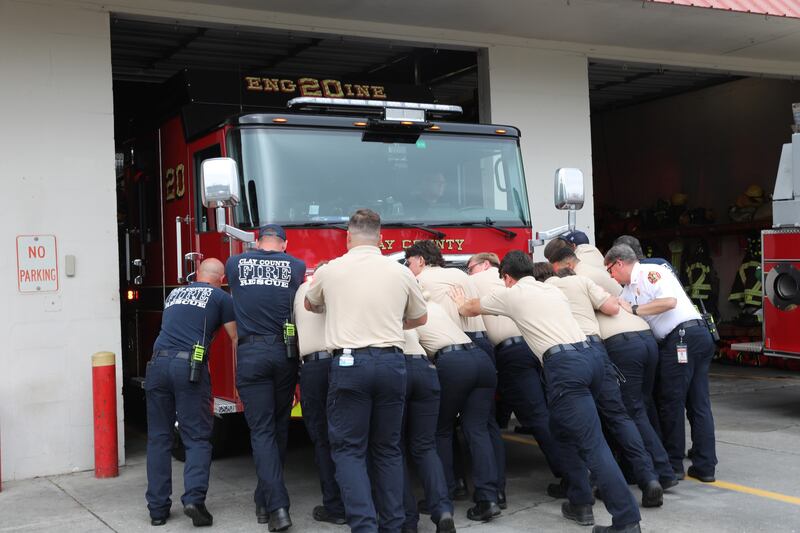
[677,328,688,364]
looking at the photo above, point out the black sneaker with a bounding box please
[150,516,168,526]
[561,502,594,526]
[183,503,213,527]
[313,505,346,525]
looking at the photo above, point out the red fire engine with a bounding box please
[118,70,583,445]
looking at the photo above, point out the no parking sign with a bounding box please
[16,234,59,293]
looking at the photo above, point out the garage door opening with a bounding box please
[588,58,800,330]
[111,15,482,456]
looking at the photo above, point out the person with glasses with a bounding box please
[451,250,641,533]
[550,247,674,485]
[465,253,566,492]
[539,263,665,510]
[404,241,507,508]
[604,244,717,484]
[145,258,237,527]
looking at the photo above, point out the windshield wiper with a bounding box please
[281,222,347,231]
[382,222,446,239]
[448,218,518,240]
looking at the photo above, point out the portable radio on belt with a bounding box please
[189,316,208,383]
[284,320,299,359]
[677,328,688,364]
[189,344,206,383]
[698,300,720,343]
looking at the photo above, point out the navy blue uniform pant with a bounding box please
[495,341,563,478]
[145,352,213,520]
[467,332,507,493]
[589,339,658,488]
[402,356,453,528]
[299,357,345,518]
[436,347,498,503]
[657,324,717,477]
[327,349,407,533]
[545,346,641,528]
[604,330,675,483]
[236,341,298,513]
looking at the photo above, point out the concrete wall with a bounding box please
[485,46,594,256]
[0,0,121,480]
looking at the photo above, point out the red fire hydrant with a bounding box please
[92,351,119,478]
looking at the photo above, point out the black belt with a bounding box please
[154,350,190,360]
[587,334,603,344]
[302,350,332,362]
[332,346,402,356]
[436,342,476,358]
[667,319,705,338]
[604,329,652,346]
[495,336,525,351]
[467,331,488,339]
[405,353,431,361]
[543,341,590,362]
[238,334,281,346]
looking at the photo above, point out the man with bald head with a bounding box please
[146,258,237,527]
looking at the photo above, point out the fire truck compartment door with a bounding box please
[765,263,800,311]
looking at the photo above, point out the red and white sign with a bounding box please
[16,235,59,293]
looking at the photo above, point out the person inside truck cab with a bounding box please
[406,172,448,217]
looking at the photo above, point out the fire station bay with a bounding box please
[3,0,800,531]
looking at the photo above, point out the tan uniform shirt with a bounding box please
[294,281,327,355]
[417,266,486,333]
[480,277,585,363]
[403,329,427,356]
[575,261,650,339]
[470,267,523,345]
[545,275,609,337]
[305,245,427,351]
[415,301,472,357]
[575,243,606,269]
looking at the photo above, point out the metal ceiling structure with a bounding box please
[110,16,746,118]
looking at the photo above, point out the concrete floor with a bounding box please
[2,362,800,532]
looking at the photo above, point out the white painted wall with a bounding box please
[0,0,122,480]
[485,45,594,257]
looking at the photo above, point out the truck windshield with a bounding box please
[228,126,530,228]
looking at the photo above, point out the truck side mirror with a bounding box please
[554,168,585,210]
[201,157,241,208]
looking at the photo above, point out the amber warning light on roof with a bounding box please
[244,76,387,100]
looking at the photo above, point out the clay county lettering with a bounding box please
[237,258,292,288]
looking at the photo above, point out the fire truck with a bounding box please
[732,104,800,360]
[118,69,584,449]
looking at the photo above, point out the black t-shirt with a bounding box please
[225,249,306,338]
[152,282,235,354]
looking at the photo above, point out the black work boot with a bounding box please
[561,501,594,526]
[183,503,213,527]
[466,501,500,521]
[641,479,664,508]
[436,511,456,533]
[592,522,641,532]
[312,505,346,525]
[268,507,292,532]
